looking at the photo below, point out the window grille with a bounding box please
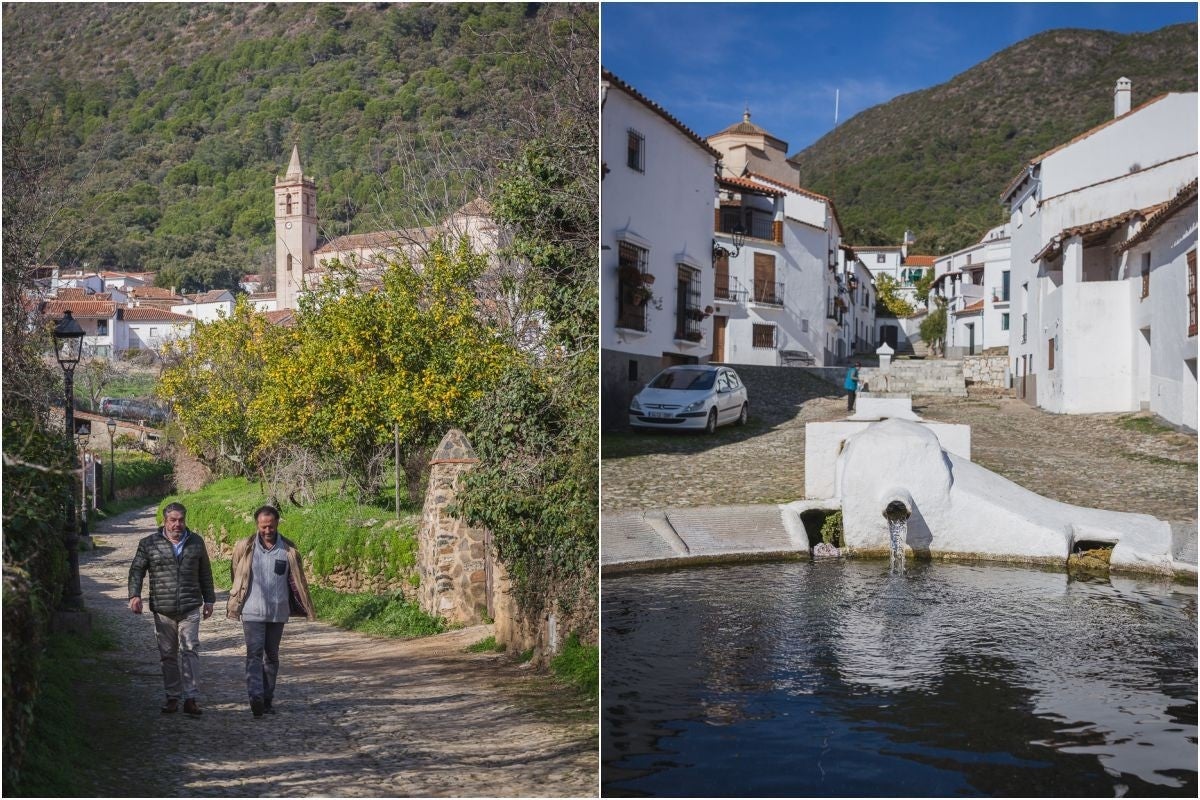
[752,323,776,348]
[627,129,645,172]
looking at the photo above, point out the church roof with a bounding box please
[314,226,441,255]
[710,110,788,151]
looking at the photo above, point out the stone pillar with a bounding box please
[416,429,490,625]
[877,341,894,370]
[1063,235,1083,284]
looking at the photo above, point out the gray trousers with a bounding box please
[153,609,202,700]
[243,621,286,701]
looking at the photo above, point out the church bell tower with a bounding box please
[274,145,318,310]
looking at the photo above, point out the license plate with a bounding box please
[648,411,673,419]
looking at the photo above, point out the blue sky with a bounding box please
[602,2,1198,154]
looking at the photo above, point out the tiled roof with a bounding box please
[744,171,846,235]
[261,309,296,326]
[55,287,91,299]
[904,255,936,267]
[190,290,232,304]
[1000,94,1172,201]
[1116,179,1199,254]
[1031,203,1165,263]
[602,70,722,160]
[314,226,440,254]
[122,307,195,323]
[710,111,788,151]
[129,286,183,300]
[249,292,276,301]
[718,175,784,197]
[40,300,117,319]
[959,299,985,314]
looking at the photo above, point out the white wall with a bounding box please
[601,85,716,361]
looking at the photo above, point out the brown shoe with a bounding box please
[161,698,179,714]
[183,699,202,716]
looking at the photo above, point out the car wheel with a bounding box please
[704,408,718,434]
[736,402,748,426]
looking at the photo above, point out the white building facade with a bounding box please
[932,224,1012,357]
[600,70,720,429]
[1002,80,1197,428]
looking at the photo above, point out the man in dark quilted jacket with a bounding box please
[128,502,215,716]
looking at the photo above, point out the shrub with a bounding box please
[820,510,844,547]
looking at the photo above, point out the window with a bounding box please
[753,252,780,304]
[675,264,702,340]
[304,194,312,216]
[627,129,644,172]
[149,327,158,339]
[286,193,293,214]
[1141,252,1151,299]
[1048,337,1055,371]
[287,253,293,272]
[1001,313,1009,331]
[752,323,776,348]
[714,251,730,300]
[1001,270,1010,302]
[876,254,886,263]
[97,320,109,336]
[617,241,648,331]
[1188,250,1196,337]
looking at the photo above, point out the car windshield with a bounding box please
[649,369,716,391]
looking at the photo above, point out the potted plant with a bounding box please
[631,286,654,306]
[683,330,703,342]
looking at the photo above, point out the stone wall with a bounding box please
[416,429,490,625]
[962,354,1010,388]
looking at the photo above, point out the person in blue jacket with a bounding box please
[844,361,862,413]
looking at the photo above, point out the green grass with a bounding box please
[1122,450,1197,468]
[1116,413,1175,435]
[161,477,421,583]
[110,450,172,494]
[7,627,117,796]
[550,634,598,702]
[516,648,535,663]
[308,586,445,638]
[211,558,232,591]
[465,635,505,653]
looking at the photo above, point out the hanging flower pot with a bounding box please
[640,273,655,286]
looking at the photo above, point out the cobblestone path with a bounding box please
[603,373,1196,524]
[75,505,597,798]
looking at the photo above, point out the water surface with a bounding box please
[602,561,1197,797]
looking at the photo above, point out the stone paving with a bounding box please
[602,372,1197,525]
[74,505,597,798]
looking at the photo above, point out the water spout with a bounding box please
[881,491,912,573]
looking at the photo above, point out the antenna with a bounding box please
[834,89,840,128]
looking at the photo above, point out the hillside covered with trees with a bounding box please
[789,23,1197,253]
[2,2,562,291]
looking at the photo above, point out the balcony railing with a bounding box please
[991,285,1011,303]
[751,279,784,306]
[714,275,748,303]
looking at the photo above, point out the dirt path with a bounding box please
[75,504,597,797]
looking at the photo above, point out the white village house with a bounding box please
[851,239,930,354]
[600,70,721,429]
[1002,78,1197,429]
[931,223,1013,357]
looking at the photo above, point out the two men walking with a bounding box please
[127,503,315,718]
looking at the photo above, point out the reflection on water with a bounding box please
[602,561,1198,797]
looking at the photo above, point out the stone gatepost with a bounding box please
[876,341,894,370]
[417,429,490,625]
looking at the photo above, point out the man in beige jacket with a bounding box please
[227,505,316,717]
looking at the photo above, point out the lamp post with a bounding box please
[52,309,86,611]
[107,417,117,503]
[712,225,747,261]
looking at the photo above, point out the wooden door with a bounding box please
[753,253,775,303]
[710,316,727,362]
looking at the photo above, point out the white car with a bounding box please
[629,365,749,433]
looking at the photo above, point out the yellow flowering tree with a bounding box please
[251,239,512,499]
[158,296,285,474]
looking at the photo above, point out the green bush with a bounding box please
[550,633,597,702]
[820,510,844,547]
[308,586,444,638]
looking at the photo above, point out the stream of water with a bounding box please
[602,560,1197,797]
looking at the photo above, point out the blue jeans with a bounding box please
[242,620,286,701]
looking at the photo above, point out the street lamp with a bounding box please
[106,417,117,503]
[52,309,86,611]
[713,225,747,261]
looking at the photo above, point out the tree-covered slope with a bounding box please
[789,24,1198,253]
[2,2,564,290]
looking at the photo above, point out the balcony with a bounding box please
[713,275,748,304]
[750,279,784,307]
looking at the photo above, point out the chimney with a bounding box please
[1114,77,1132,118]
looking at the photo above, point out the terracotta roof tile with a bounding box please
[959,299,985,314]
[710,111,788,151]
[314,226,440,255]
[1116,179,1199,253]
[129,286,183,300]
[602,70,722,160]
[743,171,846,235]
[40,300,117,319]
[261,309,296,326]
[718,175,784,197]
[904,255,937,267]
[122,307,195,323]
[1031,203,1165,263]
[55,287,91,299]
